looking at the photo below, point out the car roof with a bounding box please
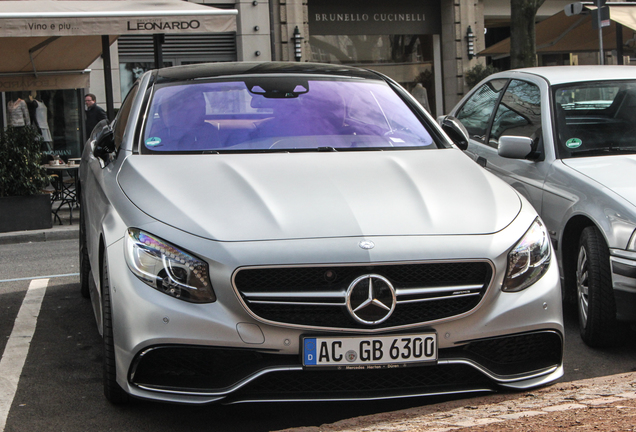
[494,66,636,86]
[155,61,383,83]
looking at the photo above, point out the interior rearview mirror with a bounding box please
[439,116,469,151]
[498,136,534,159]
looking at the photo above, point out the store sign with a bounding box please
[309,0,441,35]
[0,15,236,37]
[0,74,89,92]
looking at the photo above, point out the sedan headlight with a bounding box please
[502,218,551,292]
[124,228,215,303]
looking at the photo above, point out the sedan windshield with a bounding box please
[141,77,436,153]
[553,81,636,158]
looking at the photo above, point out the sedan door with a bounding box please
[453,76,553,215]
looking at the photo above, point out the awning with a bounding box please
[480,4,636,58]
[0,1,237,91]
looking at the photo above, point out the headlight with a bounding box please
[124,228,215,303]
[502,218,551,292]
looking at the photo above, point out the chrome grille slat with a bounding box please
[233,261,493,329]
[396,292,481,304]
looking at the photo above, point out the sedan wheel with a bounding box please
[576,226,625,347]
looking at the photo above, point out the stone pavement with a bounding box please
[277,372,636,432]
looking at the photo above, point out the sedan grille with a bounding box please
[233,261,492,329]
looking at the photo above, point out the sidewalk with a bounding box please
[0,206,79,245]
[277,372,636,432]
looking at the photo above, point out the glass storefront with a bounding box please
[2,89,83,159]
[309,34,436,113]
[308,0,441,116]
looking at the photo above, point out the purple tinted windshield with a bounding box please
[143,78,435,152]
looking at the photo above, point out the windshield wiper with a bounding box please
[571,146,636,156]
[316,146,338,152]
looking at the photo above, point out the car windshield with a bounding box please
[553,80,636,158]
[141,76,437,153]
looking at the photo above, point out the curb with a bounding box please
[0,225,79,245]
[275,372,636,432]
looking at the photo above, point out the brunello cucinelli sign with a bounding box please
[308,0,441,35]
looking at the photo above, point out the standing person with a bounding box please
[85,93,108,136]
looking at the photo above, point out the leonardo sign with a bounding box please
[309,0,441,35]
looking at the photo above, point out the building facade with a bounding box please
[88,0,571,121]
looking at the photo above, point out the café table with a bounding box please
[42,162,80,225]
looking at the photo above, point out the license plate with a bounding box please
[302,333,437,369]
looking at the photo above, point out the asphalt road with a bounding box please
[1,239,636,432]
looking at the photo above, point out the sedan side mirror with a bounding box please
[498,136,534,159]
[93,128,115,162]
[440,116,469,151]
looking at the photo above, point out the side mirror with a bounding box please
[93,128,115,162]
[498,136,534,159]
[440,116,469,151]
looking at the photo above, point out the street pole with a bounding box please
[597,0,604,65]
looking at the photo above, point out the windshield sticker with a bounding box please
[146,137,162,147]
[565,138,582,149]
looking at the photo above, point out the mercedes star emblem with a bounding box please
[358,240,375,250]
[346,274,396,325]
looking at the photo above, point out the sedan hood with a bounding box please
[563,156,636,206]
[118,150,521,241]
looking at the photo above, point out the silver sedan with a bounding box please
[444,66,636,348]
[79,62,563,405]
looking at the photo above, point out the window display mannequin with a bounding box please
[7,92,30,127]
[28,91,53,151]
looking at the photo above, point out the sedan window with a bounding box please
[553,81,636,158]
[456,79,508,144]
[489,80,541,148]
[141,78,437,153]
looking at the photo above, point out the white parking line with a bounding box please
[0,278,48,432]
[0,273,79,284]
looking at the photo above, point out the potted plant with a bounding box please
[0,126,52,232]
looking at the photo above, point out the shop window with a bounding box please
[3,89,83,159]
[309,34,436,115]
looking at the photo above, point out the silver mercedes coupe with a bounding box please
[78,62,563,405]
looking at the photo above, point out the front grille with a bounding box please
[231,364,492,401]
[234,261,492,329]
[130,346,493,399]
[129,331,562,400]
[442,331,563,376]
[131,346,297,390]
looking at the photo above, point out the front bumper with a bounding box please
[105,221,564,404]
[611,249,636,322]
[129,331,563,404]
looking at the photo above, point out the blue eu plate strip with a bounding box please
[304,338,317,365]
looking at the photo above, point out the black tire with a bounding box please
[79,205,90,299]
[576,226,626,347]
[102,255,130,404]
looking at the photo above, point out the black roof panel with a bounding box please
[155,61,382,83]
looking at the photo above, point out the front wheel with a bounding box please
[102,254,130,404]
[576,226,626,347]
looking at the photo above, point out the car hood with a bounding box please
[118,150,521,241]
[563,156,636,206]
